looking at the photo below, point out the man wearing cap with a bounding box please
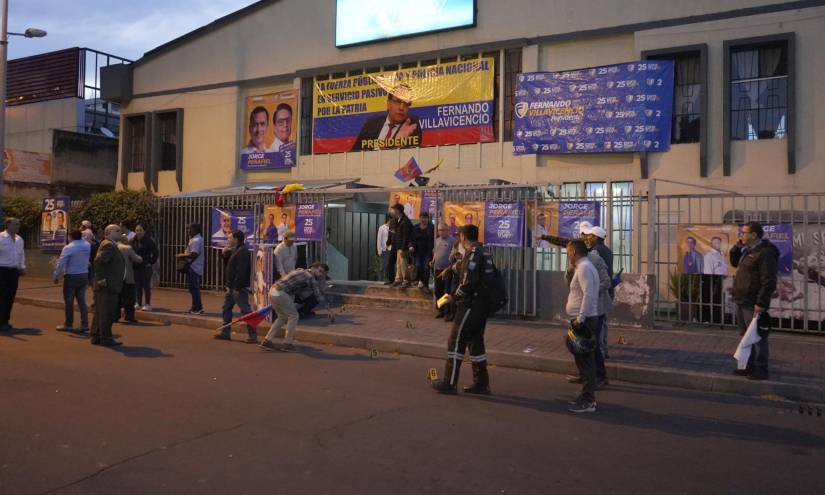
[583,225,615,361]
[351,84,422,151]
[273,231,297,280]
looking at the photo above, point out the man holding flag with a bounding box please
[214,230,258,343]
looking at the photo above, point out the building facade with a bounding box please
[103,0,824,198]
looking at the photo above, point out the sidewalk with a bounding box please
[14,277,825,403]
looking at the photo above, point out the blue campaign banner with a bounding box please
[558,201,601,239]
[211,208,255,248]
[240,143,296,171]
[513,60,674,154]
[294,202,325,242]
[755,224,793,276]
[484,201,524,247]
[40,196,70,251]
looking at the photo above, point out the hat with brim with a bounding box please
[577,221,594,234]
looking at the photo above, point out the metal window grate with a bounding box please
[730,42,788,140]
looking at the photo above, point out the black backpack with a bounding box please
[481,253,508,315]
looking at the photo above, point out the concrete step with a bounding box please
[328,291,434,313]
[328,282,432,301]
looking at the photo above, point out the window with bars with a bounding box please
[300,77,314,155]
[649,51,702,144]
[503,48,522,141]
[157,112,178,171]
[611,181,634,273]
[730,41,788,140]
[560,182,581,198]
[126,116,146,173]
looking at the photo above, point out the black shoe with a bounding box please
[568,400,597,413]
[431,379,457,394]
[245,335,258,344]
[102,340,122,347]
[259,340,277,351]
[444,314,454,322]
[434,312,445,319]
[90,339,102,346]
[462,383,491,395]
[747,373,769,381]
[596,379,609,390]
[124,319,138,324]
[0,323,11,332]
[213,332,231,341]
[732,369,751,376]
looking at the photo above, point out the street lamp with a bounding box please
[0,0,46,222]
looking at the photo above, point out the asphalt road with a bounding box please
[1,304,824,495]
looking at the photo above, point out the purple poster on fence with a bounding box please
[752,223,793,276]
[295,202,325,241]
[421,190,439,218]
[210,208,255,248]
[558,201,601,239]
[484,201,524,247]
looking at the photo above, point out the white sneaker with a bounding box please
[134,304,141,309]
[142,305,152,312]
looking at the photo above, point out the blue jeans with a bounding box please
[379,251,391,282]
[593,315,607,381]
[221,289,255,336]
[414,253,431,284]
[63,274,89,328]
[187,268,203,311]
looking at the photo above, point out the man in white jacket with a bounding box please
[565,240,601,413]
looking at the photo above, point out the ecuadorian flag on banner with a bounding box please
[313,58,496,154]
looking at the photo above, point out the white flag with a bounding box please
[733,316,762,370]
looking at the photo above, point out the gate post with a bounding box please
[647,179,657,328]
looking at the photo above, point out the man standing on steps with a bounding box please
[389,203,413,288]
[90,225,126,347]
[431,224,494,395]
[214,230,258,344]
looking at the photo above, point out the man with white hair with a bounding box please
[81,220,95,243]
[0,218,26,332]
[90,224,126,346]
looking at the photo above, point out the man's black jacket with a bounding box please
[223,244,252,290]
[389,213,413,252]
[730,239,779,308]
[412,221,434,257]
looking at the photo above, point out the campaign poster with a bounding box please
[211,208,255,248]
[313,57,495,153]
[734,224,792,276]
[513,60,674,154]
[676,225,738,276]
[240,90,298,170]
[40,196,70,251]
[388,191,421,220]
[442,201,485,242]
[556,201,602,239]
[259,205,296,243]
[295,202,325,242]
[3,149,51,184]
[484,201,524,247]
[252,245,274,315]
[421,190,439,219]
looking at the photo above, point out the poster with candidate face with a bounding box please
[259,205,296,243]
[526,201,601,247]
[676,224,738,276]
[240,90,298,170]
[40,196,70,251]
[211,208,255,248]
[442,201,485,242]
[388,191,421,220]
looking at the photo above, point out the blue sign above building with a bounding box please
[513,60,674,155]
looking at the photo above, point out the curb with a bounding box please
[15,296,825,404]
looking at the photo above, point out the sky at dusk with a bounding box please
[6,0,260,61]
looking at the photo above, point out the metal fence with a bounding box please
[652,191,825,333]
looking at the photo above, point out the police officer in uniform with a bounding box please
[432,224,493,395]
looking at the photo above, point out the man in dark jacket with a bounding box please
[730,221,779,380]
[411,211,434,291]
[132,224,159,311]
[432,225,495,395]
[389,203,414,288]
[214,230,257,343]
[90,224,126,347]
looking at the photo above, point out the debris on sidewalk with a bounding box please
[617,335,628,345]
[522,345,536,354]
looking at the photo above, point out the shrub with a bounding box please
[1,196,40,233]
[71,189,156,232]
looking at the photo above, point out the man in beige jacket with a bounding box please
[118,234,142,323]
